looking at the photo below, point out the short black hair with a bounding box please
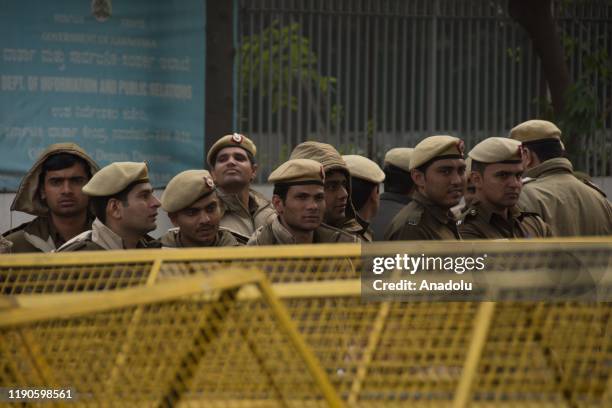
[273,184,289,202]
[39,153,91,186]
[383,164,413,194]
[525,140,564,162]
[350,177,377,211]
[90,180,147,224]
[210,149,256,167]
[470,160,487,175]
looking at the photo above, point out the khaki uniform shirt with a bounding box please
[519,158,612,237]
[384,192,461,241]
[247,216,359,245]
[459,201,553,239]
[341,216,373,242]
[370,192,412,241]
[160,227,241,248]
[57,219,160,251]
[217,188,276,243]
[3,216,93,253]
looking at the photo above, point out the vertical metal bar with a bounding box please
[335,0,343,146]
[500,17,507,130]
[354,0,361,146]
[233,0,240,131]
[509,20,517,128]
[381,0,390,155]
[483,3,491,134]
[475,1,482,143]
[452,301,496,408]
[257,1,265,171]
[457,0,464,135]
[410,3,417,137]
[419,3,427,132]
[390,1,399,147]
[400,2,408,138]
[492,5,500,132]
[286,1,293,153]
[325,1,333,144]
[306,0,314,139]
[276,0,284,165]
[296,0,304,145]
[446,4,453,133]
[364,0,371,146]
[256,277,345,407]
[371,2,380,156]
[343,0,351,148]
[466,0,474,136]
[316,0,324,138]
[248,6,255,134]
[267,0,275,171]
[428,0,439,133]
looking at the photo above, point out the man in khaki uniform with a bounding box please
[342,155,386,241]
[207,133,276,244]
[370,147,414,240]
[385,135,466,240]
[159,170,240,248]
[510,120,612,236]
[289,141,370,241]
[3,143,99,252]
[459,137,552,239]
[58,162,161,251]
[248,159,358,245]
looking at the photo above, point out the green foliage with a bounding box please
[240,20,342,127]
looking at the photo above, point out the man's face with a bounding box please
[211,147,256,190]
[323,171,349,225]
[116,183,160,235]
[475,162,523,210]
[41,162,90,217]
[273,184,325,232]
[413,158,466,208]
[169,193,221,246]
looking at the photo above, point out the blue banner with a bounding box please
[0,0,205,191]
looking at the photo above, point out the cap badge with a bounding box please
[232,133,243,144]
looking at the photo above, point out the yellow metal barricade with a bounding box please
[1,239,611,407]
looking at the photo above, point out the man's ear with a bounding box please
[411,169,425,188]
[471,170,483,189]
[250,163,259,182]
[168,212,179,228]
[369,185,379,204]
[107,198,123,221]
[271,194,283,214]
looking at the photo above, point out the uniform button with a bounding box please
[470,209,476,215]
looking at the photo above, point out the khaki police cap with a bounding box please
[161,170,215,213]
[207,133,257,167]
[469,137,523,163]
[342,155,385,184]
[268,159,325,185]
[409,135,465,170]
[384,148,414,173]
[510,120,562,143]
[83,162,149,197]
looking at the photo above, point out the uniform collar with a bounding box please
[270,216,298,244]
[91,218,125,250]
[524,157,573,179]
[412,191,456,224]
[217,187,266,216]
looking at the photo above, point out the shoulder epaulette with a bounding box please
[405,203,424,226]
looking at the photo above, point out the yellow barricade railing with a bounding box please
[1,239,611,407]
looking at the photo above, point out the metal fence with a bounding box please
[235,0,612,181]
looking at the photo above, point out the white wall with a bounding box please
[1,184,275,239]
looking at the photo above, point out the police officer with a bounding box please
[248,159,358,245]
[459,137,552,239]
[160,170,240,247]
[58,162,161,251]
[369,147,414,240]
[510,120,612,236]
[207,133,276,244]
[3,143,98,252]
[342,155,385,241]
[385,135,466,240]
[289,141,370,241]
